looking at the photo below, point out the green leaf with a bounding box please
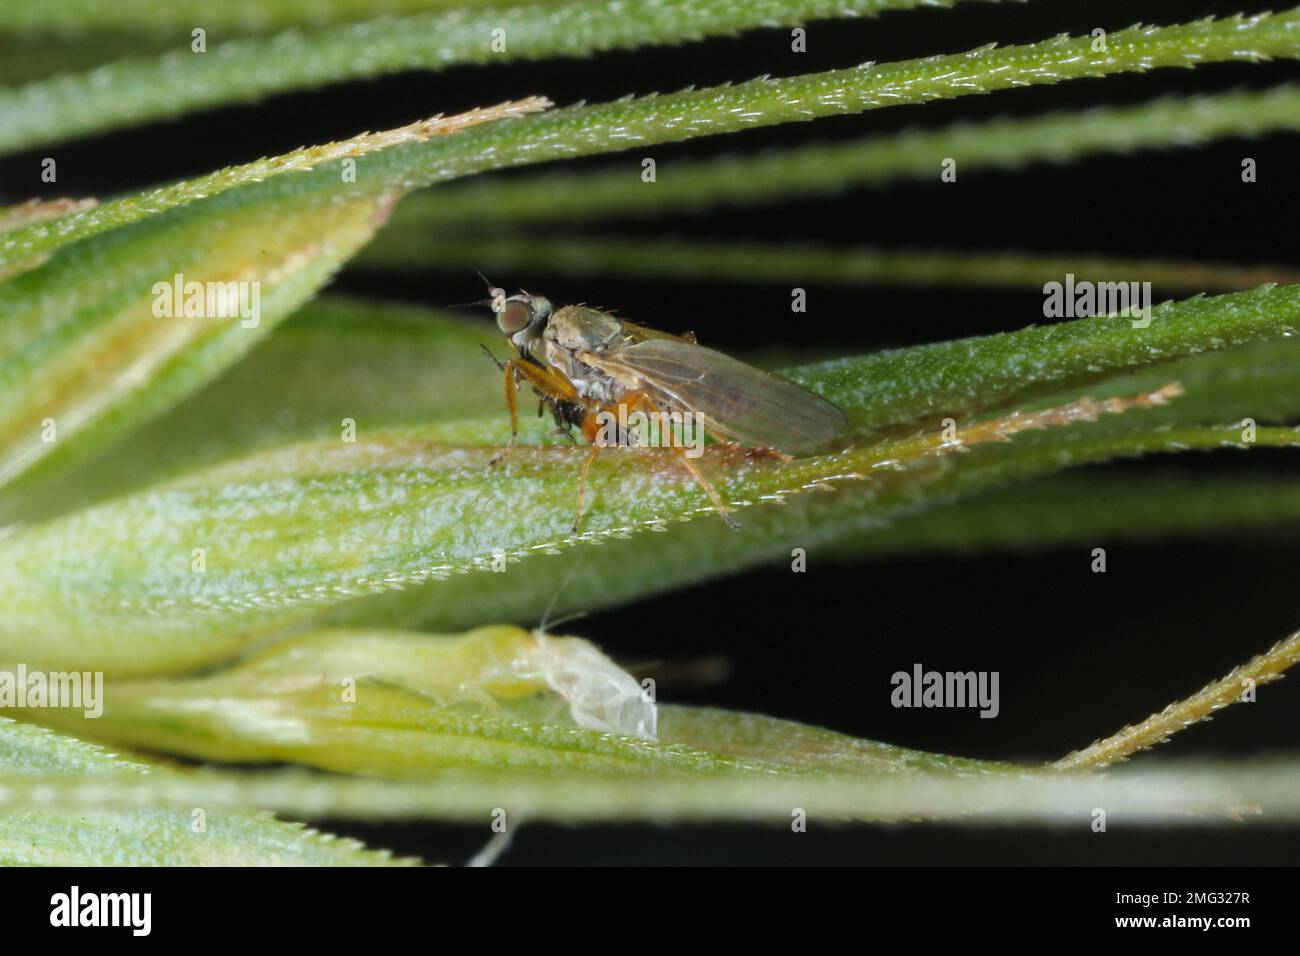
[809,284,1300,432]
[3,284,1298,676]
[0,718,412,865]
[372,86,1300,232]
[9,622,1292,829]
[4,756,1300,825]
[0,0,551,36]
[0,297,500,524]
[33,284,1300,525]
[0,189,395,500]
[0,102,546,503]
[2,619,1295,828]
[19,625,1005,777]
[0,0,1000,153]
[822,470,1300,556]
[354,234,1300,293]
[0,99,547,276]
[9,12,1300,280]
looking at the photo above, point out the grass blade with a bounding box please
[9,17,1300,269]
[0,0,999,153]
[375,86,1300,231]
[354,235,1300,292]
[0,719,413,865]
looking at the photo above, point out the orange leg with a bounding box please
[491,362,521,465]
[566,404,608,532]
[491,358,581,466]
[622,390,739,532]
[672,442,738,531]
[572,442,602,532]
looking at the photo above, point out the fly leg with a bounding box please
[572,442,602,533]
[672,444,739,531]
[489,359,521,466]
[491,358,582,466]
[567,406,612,533]
[542,397,579,444]
[624,391,739,532]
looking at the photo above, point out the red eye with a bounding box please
[496,299,532,335]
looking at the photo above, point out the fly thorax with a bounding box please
[546,341,616,402]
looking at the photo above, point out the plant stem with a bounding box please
[1053,629,1300,771]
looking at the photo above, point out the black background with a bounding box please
[3,0,1299,865]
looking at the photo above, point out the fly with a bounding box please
[482,285,847,532]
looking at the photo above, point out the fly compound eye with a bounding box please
[496,297,533,335]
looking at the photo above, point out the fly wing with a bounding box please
[616,320,687,344]
[585,338,847,453]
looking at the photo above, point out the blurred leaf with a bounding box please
[2,297,499,523]
[0,35,175,86]
[0,0,550,36]
[0,99,546,274]
[0,102,544,504]
[0,718,413,865]
[0,0,997,152]
[0,188,395,500]
[3,617,1295,832]
[5,8,1299,166]
[4,755,1300,825]
[12,622,1295,829]
[809,284,1300,432]
[824,470,1300,556]
[22,625,1004,777]
[378,86,1300,231]
[355,234,1300,292]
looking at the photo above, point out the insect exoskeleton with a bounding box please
[482,285,847,532]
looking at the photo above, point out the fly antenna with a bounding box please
[465,827,516,867]
[443,273,504,310]
[536,549,589,640]
[543,609,590,633]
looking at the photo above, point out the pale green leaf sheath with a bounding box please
[0,193,395,499]
[9,624,1013,778]
[0,101,544,503]
[3,626,1298,827]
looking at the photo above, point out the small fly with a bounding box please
[481,284,847,531]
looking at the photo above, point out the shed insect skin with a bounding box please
[481,285,847,532]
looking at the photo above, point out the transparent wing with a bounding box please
[585,339,847,453]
